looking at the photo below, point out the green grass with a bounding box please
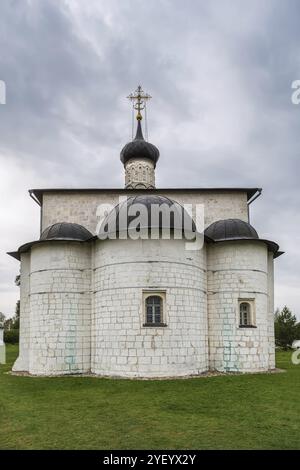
[0,345,300,449]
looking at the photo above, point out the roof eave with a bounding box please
[29,187,262,206]
[7,237,95,262]
[206,237,282,258]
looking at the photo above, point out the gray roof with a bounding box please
[205,218,283,258]
[7,223,93,261]
[29,187,262,206]
[205,219,259,241]
[40,222,93,241]
[120,120,160,167]
[100,194,196,236]
[7,215,283,261]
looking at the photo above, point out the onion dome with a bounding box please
[99,194,196,237]
[205,219,258,241]
[120,120,160,167]
[40,222,93,241]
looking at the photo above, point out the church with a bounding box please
[8,86,282,377]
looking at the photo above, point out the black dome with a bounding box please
[40,223,93,241]
[120,120,160,167]
[99,195,196,236]
[205,219,259,241]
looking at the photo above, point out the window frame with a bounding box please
[142,290,167,327]
[238,299,257,328]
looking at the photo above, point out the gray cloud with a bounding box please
[0,0,299,317]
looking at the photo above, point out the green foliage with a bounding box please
[4,329,19,344]
[274,306,300,349]
[3,300,20,333]
[13,301,20,330]
[0,312,5,327]
[4,318,13,330]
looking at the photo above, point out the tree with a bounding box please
[296,321,300,340]
[2,300,20,331]
[274,306,300,349]
[4,318,13,330]
[14,300,20,329]
[0,312,5,327]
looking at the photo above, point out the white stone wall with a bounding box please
[92,238,208,377]
[125,158,155,188]
[41,190,249,235]
[13,233,277,377]
[207,241,275,372]
[13,252,31,372]
[26,242,92,375]
[267,252,275,368]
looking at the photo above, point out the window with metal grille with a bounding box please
[146,296,162,324]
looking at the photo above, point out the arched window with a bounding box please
[146,296,162,324]
[240,302,251,326]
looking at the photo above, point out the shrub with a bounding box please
[4,329,19,344]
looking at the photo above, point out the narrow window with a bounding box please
[146,296,162,324]
[239,302,251,326]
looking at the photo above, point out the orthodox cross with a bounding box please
[127,85,151,121]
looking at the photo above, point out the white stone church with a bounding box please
[9,87,282,377]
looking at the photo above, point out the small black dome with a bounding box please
[100,195,196,236]
[120,120,160,167]
[205,219,259,241]
[40,223,93,241]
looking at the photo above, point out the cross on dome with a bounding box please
[127,85,152,121]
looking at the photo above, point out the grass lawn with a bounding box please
[0,345,300,450]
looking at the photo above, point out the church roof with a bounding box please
[40,222,93,241]
[205,218,283,258]
[28,187,262,206]
[99,194,196,237]
[7,223,93,261]
[205,219,259,241]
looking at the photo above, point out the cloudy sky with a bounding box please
[0,0,299,318]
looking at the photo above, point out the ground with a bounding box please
[0,345,299,450]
